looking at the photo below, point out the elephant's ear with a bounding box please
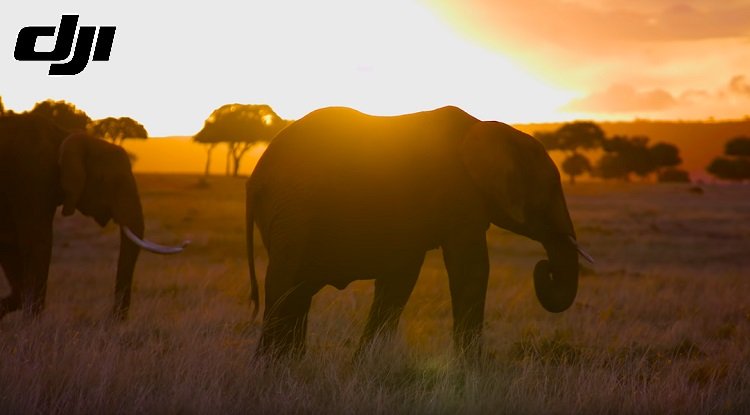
[58,133,89,216]
[460,122,526,225]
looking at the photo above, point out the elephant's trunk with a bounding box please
[113,204,143,320]
[112,177,188,319]
[534,236,579,313]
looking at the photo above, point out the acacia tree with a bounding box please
[535,121,604,184]
[595,135,653,181]
[649,143,681,172]
[194,104,287,177]
[707,136,750,182]
[28,99,91,131]
[596,136,689,182]
[725,136,750,156]
[89,117,148,146]
[648,142,689,182]
[561,153,591,185]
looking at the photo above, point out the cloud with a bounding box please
[729,75,750,96]
[564,84,677,113]
[562,74,750,119]
[437,0,750,50]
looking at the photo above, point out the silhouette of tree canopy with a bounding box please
[707,157,750,181]
[707,136,750,181]
[647,141,688,182]
[28,99,91,131]
[89,117,148,146]
[554,121,606,152]
[194,104,288,177]
[725,136,750,157]
[534,131,559,151]
[561,153,591,185]
[537,121,605,152]
[595,135,655,181]
[649,142,681,169]
[535,121,604,184]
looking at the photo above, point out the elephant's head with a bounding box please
[58,133,187,318]
[461,121,593,313]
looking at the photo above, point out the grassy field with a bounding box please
[1,175,748,414]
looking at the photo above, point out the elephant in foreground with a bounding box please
[0,114,187,320]
[246,106,592,358]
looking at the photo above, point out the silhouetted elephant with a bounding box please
[246,106,592,358]
[0,114,187,320]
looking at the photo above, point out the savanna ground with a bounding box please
[1,175,748,414]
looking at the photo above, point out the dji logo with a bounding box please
[14,15,115,76]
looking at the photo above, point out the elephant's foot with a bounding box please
[0,295,21,320]
[111,304,129,322]
[453,330,484,363]
[253,342,301,364]
[353,328,399,361]
[19,297,45,320]
[254,326,308,362]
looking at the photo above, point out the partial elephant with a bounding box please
[0,113,187,320]
[246,106,592,358]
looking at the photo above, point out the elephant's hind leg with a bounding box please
[355,253,425,357]
[256,260,319,360]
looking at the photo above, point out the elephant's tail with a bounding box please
[246,184,260,322]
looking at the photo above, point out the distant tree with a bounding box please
[707,157,750,181]
[534,121,605,184]
[649,142,681,170]
[648,141,683,181]
[561,153,591,185]
[595,135,655,181]
[28,99,91,131]
[535,122,604,153]
[89,117,148,146]
[554,121,606,152]
[658,168,691,183]
[725,136,750,157]
[194,104,287,177]
[534,131,560,151]
[706,136,750,182]
[0,96,5,116]
[595,152,630,180]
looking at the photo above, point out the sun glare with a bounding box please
[161,0,576,134]
[0,0,576,136]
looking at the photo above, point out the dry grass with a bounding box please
[1,175,748,414]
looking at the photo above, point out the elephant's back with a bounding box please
[251,107,455,200]
[247,106,482,253]
[250,106,476,188]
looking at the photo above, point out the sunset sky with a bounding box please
[2,0,749,136]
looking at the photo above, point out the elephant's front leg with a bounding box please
[442,229,489,360]
[355,253,425,357]
[16,209,55,318]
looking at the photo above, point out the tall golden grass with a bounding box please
[0,176,748,413]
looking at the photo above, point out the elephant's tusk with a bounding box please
[122,226,189,255]
[568,235,595,264]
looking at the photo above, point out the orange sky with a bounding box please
[2,1,750,136]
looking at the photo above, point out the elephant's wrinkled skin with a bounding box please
[246,106,585,358]
[0,114,184,320]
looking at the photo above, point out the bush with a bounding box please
[707,157,750,181]
[657,168,690,183]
